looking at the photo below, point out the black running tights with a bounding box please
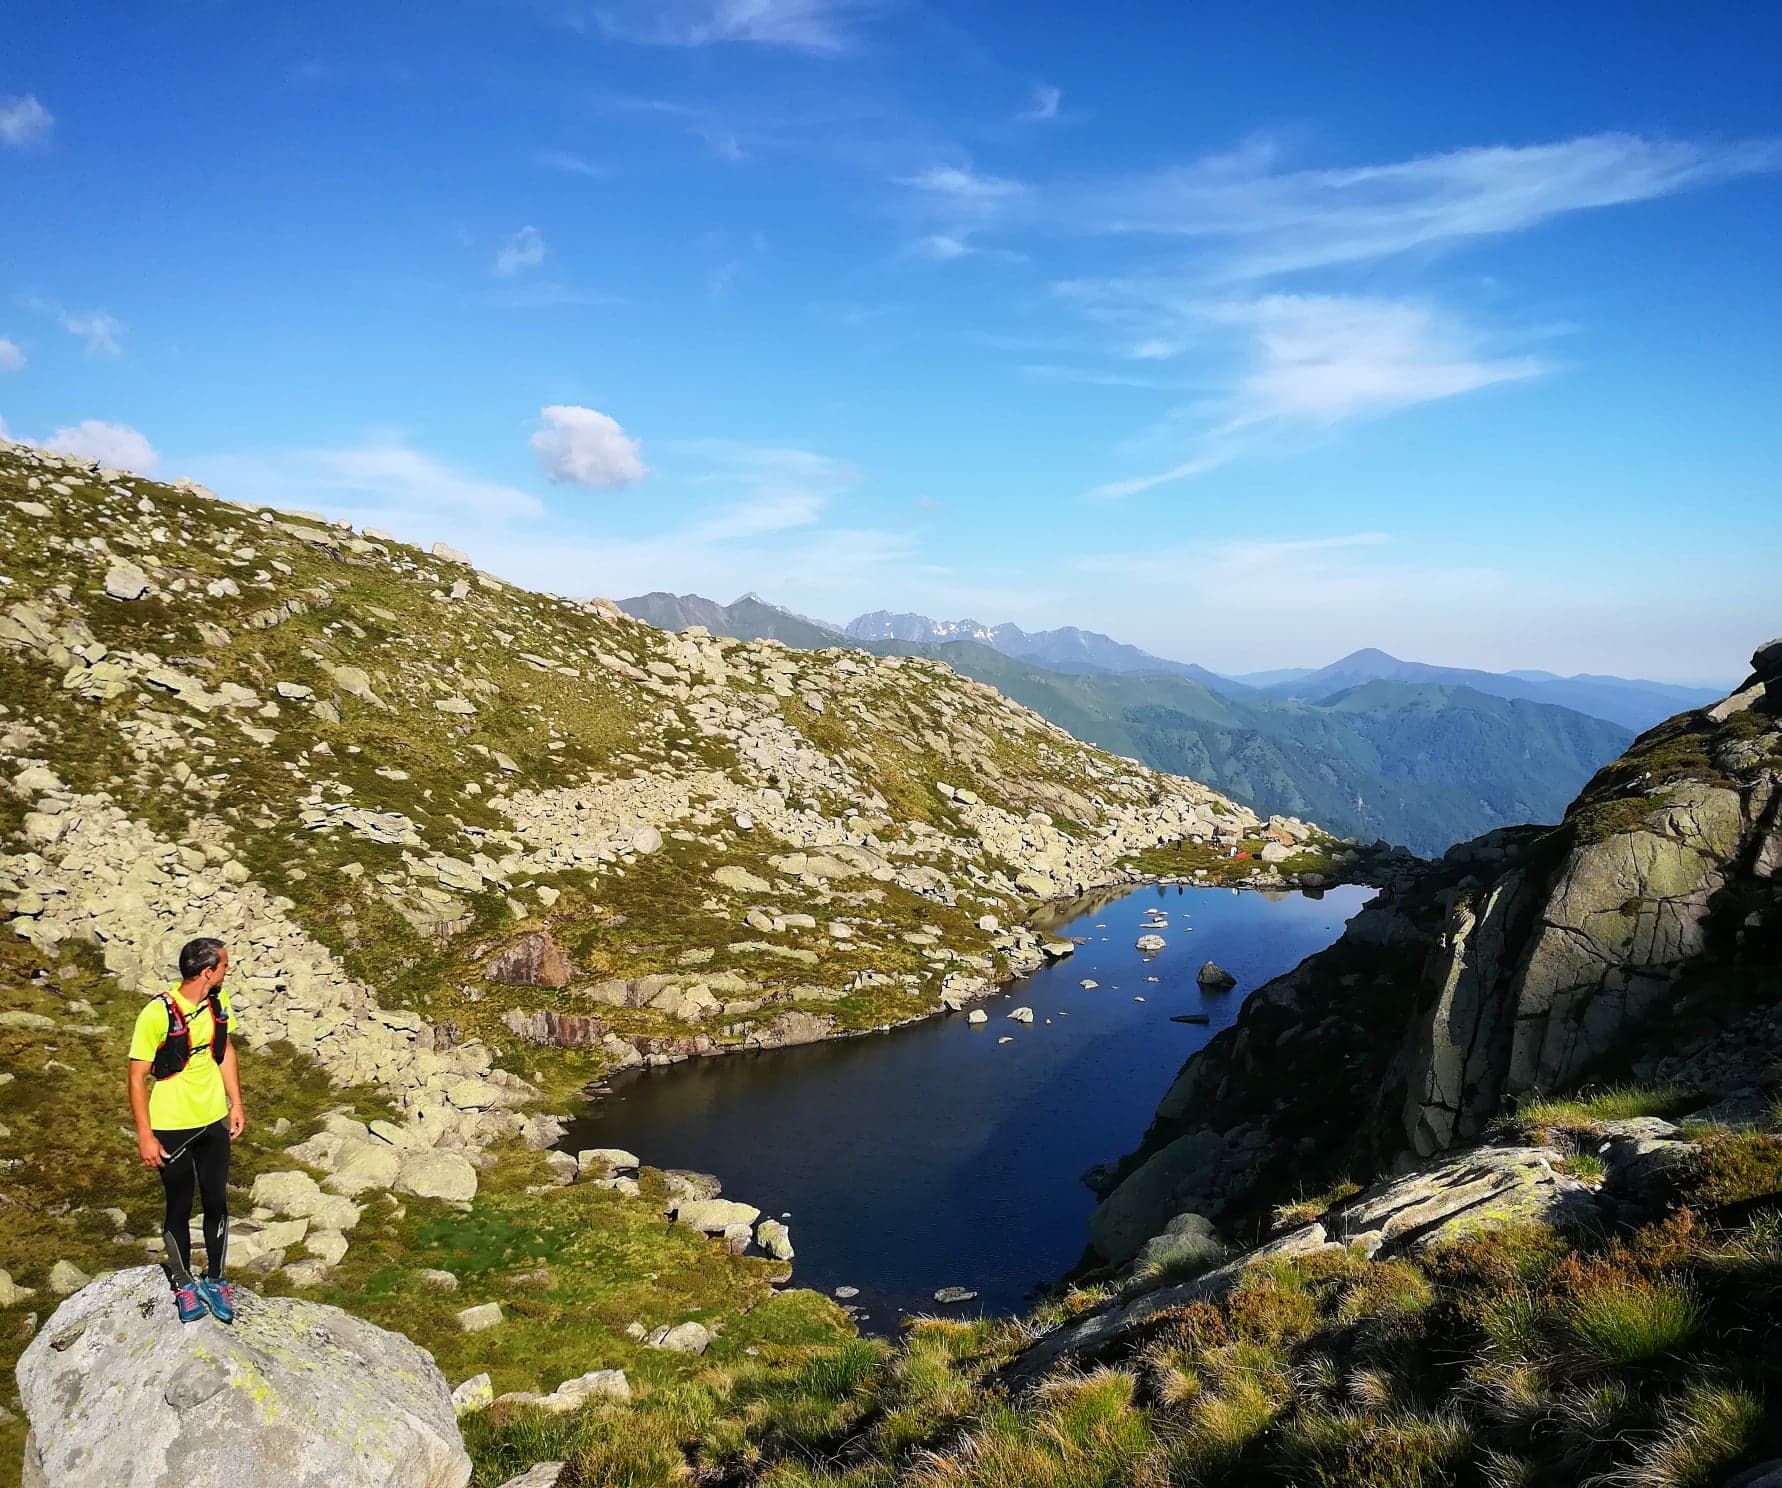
[154,1120,229,1284]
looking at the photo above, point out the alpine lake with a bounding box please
[561,881,1375,1325]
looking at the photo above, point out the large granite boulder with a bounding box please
[17,1266,470,1488]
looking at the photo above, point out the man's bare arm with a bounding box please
[128,1061,167,1167]
[220,1041,245,1138]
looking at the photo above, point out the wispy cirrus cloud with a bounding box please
[1073,292,1546,499]
[1068,133,1782,279]
[23,296,125,357]
[534,149,610,179]
[195,442,543,524]
[577,0,879,53]
[894,162,1031,264]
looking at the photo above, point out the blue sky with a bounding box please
[2,2,1778,681]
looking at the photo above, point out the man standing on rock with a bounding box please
[126,936,246,1324]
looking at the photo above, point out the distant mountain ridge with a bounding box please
[844,610,1239,690]
[1255,647,1722,731]
[617,591,845,650]
[615,593,1702,850]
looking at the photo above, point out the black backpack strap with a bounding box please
[207,989,229,1062]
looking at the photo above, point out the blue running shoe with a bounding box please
[174,1284,206,1323]
[197,1277,236,1324]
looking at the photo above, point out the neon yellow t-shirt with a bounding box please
[128,987,235,1131]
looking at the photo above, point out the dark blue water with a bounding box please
[562,882,1373,1324]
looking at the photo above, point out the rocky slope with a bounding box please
[1086,636,1782,1264]
[0,436,1349,1096]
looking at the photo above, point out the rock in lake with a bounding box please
[932,1286,978,1304]
[1007,1006,1034,1023]
[18,1265,471,1488]
[1136,934,1166,952]
[1196,960,1237,991]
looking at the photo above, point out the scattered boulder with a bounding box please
[451,1373,494,1416]
[456,1302,504,1333]
[1136,934,1166,952]
[497,1465,565,1488]
[933,1286,978,1304]
[645,1321,713,1354]
[1007,1006,1034,1024]
[756,1218,795,1261]
[18,1266,470,1488]
[673,1198,761,1234]
[395,1150,479,1203]
[542,1370,630,1410]
[484,930,576,989]
[48,1259,91,1295]
[103,559,151,601]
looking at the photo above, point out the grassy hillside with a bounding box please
[862,641,1632,855]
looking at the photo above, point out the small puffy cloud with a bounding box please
[0,94,53,149]
[494,225,547,277]
[0,337,24,372]
[45,419,160,474]
[531,404,647,489]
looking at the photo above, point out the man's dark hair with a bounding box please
[178,937,227,980]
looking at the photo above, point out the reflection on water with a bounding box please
[560,883,1373,1323]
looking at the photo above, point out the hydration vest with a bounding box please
[150,990,229,1079]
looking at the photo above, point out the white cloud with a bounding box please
[63,310,124,357]
[0,337,23,372]
[1017,85,1061,123]
[587,0,877,52]
[1076,292,1545,499]
[25,298,126,357]
[0,94,53,149]
[909,234,972,261]
[45,420,160,473]
[493,225,547,277]
[678,443,854,539]
[535,150,609,178]
[1213,294,1544,426]
[1075,133,1782,278]
[897,165,1026,200]
[196,443,542,523]
[532,405,647,489]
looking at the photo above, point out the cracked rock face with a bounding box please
[19,1266,470,1488]
[1400,641,1781,1156]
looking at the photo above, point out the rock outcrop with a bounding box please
[1086,640,1781,1260]
[18,1267,470,1487]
